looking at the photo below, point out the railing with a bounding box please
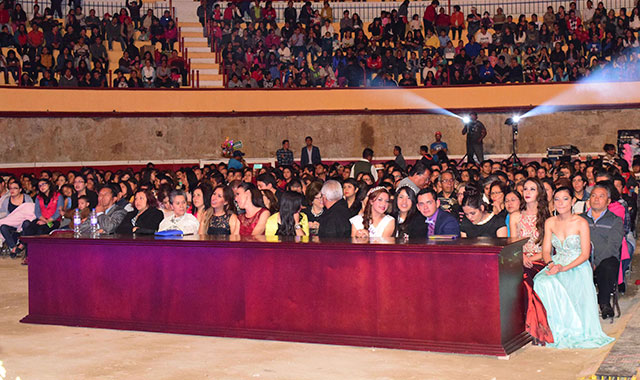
[215,0,636,23]
[19,0,170,19]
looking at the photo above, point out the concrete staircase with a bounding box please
[174,0,223,87]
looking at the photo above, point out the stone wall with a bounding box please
[1,108,632,163]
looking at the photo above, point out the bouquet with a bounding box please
[221,137,243,158]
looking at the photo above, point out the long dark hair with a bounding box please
[392,186,418,237]
[183,168,198,192]
[37,178,54,204]
[276,191,304,236]
[214,185,237,215]
[193,183,213,213]
[262,189,279,214]
[237,182,266,209]
[521,178,550,245]
[461,182,488,212]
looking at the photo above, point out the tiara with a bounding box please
[367,186,387,197]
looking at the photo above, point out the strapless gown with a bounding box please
[533,234,615,348]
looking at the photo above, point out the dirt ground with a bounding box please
[0,256,638,380]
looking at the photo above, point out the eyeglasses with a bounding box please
[442,179,455,184]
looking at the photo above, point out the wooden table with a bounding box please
[21,233,528,356]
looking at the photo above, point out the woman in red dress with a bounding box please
[234,182,270,236]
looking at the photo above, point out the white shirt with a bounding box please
[349,214,394,237]
[476,30,493,45]
[582,7,595,23]
[306,147,313,164]
[158,213,199,235]
[321,24,335,37]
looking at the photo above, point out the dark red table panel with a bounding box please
[21,233,528,355]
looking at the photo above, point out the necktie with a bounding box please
[426,219,435,236]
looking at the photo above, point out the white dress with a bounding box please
[349,214,395,238]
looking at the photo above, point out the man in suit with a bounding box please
[80,184,127,235]
[300,136,321,167]
[416,188,460,236]
[318,180,351,238]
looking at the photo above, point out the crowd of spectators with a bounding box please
[0,0,185,87]
[200,0,640,88]
[0,134,636,333]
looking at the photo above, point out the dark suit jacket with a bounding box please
[434,208,461,236]
[116,207,164,235]
[300,146,321,167]
[318,199,351,238]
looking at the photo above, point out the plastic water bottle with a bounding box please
[90,209,98,237]
[73,209,82,237]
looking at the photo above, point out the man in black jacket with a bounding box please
[318,180,351,238]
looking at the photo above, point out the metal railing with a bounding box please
[217,0,636,23]
[18,0,170,19]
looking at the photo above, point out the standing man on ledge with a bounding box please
[301,136,321,167]
[462,111,487,164]
[276,139,294,167]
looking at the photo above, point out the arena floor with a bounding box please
[1,255,638,380]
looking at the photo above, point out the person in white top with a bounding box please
[350,187,395,238]
[158,190,200,235]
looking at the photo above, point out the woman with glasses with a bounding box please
[489,181,509,218]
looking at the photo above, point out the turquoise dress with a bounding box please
[533,234,615,349]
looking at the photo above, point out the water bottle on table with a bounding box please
[90,208,99,237]
[73,209,82,237]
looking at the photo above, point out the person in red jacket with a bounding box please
[423,0,439,35]
[566,9,581,34]
[262,1,277,30]
[435,6,450,37]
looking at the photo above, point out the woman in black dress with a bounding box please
[116,189,164,234]
[205,185,239,235]
[460,185,508,238]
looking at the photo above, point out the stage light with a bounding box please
[462,116,471,124]
[505,116,521,126]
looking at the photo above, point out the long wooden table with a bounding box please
[21,233,528,356]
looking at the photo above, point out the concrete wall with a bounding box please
[0,108,631,164]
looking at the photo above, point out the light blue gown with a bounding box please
[533,234,615,349]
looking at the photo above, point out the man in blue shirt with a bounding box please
[228,151,245,170]
[464,36,481,58]
[429,131,448,157]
